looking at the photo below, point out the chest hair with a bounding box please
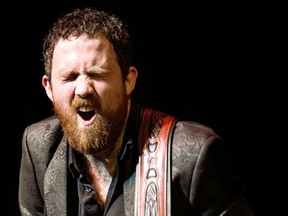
[85,154,116,208]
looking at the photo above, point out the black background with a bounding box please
[4,0,286,215]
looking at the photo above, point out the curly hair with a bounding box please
[42,7,133,81]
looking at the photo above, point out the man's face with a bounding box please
[42,35,131,155]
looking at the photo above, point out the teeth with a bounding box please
[78,106,93,112]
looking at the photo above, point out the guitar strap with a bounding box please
[135,108,177,216]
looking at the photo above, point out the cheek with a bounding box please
[52,84,74,106]
[94,80,120,98]
[94,82,107,94]
[96,82,125,105]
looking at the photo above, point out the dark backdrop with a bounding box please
[3,1,286,215]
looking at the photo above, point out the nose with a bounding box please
[75,75,93,98]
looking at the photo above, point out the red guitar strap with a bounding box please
[136,108,176,216]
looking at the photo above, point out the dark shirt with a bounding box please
[68,103,140,216]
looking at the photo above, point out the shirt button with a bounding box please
[86,187,93,193]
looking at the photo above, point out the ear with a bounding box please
[42,75,54,102]
[125,66,138,96]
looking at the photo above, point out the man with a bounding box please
[18,7,254,216]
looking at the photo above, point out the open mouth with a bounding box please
[78,106,95,121]
[78,110,95,120]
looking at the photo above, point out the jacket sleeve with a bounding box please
[171,121,254,216]
[18,125,45,216]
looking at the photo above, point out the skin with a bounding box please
[42,34,138,205]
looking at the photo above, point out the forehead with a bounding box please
[52,35,118,64]
[51,35,119,73]
[55,34,113,52]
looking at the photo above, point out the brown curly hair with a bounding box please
[42,7,133,82]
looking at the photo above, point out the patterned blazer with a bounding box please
[19,109,254,216]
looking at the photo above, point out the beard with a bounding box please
[53,91,128,156]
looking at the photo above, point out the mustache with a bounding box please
[72,96,99,108]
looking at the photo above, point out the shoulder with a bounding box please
[172,120,222,149]
[24,115,61,138]
[22,115,63,153]
[170,120,226,174]
[26,115,60,131]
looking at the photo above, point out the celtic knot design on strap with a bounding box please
[138,108,175,216]
[145,182,158,216]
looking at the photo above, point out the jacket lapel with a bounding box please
[44,137,68,216]
[123,171,137,216]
